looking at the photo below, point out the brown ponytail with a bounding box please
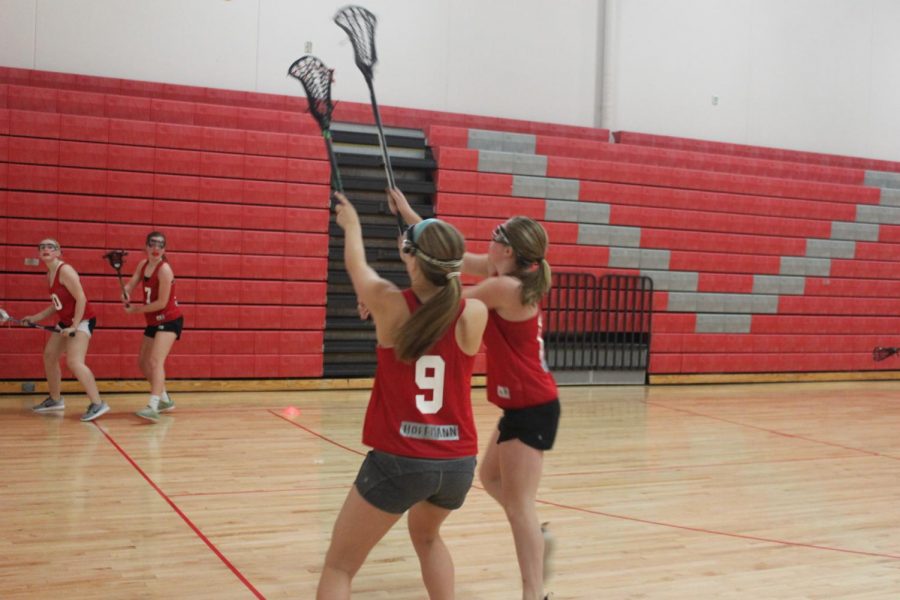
[504,216,552,306]
[394,220,465,362]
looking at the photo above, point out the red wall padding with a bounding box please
[3,67,899,380]
[0,76,339,379]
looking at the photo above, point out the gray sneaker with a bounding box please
[158,396,175,412]
[136,406,160,422]
[33,397,65,413]
[81,402,110,422]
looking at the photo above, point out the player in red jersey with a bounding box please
[388,189,558,600]
[24,239,109,421]
[317,193,487,600]
[122,231,183,422]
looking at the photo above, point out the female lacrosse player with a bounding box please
[24,238,109,421]
[389,189,558,600]
[122,231,182,422]
[318,193,487,600]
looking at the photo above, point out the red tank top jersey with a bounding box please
[49,263,95,327]
[483,309,558,409]
[363,289,478,459]
[141,259,182,325]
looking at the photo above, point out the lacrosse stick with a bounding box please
[0,308,73,336]
[102,249,130,307]
[334,5,405,234]
[873,347,900,361]
[288,55,344,197]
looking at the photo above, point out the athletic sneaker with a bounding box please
[81,402,110,422]
[136,406,160,422]
[542,522,555,583]
[32,397,65,413]
[158,396,175,413]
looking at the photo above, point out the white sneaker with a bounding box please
[136,406,160,422]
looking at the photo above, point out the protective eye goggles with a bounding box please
[38,243,59,251]
[491,224,511,245]
[146,239,166,249]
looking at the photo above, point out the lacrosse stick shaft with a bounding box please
[114,269,131,307]
[365,80,405,233]
[323,130,344,193]
[365,81,395,189]
[2,315,71,336]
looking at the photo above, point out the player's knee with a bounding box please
[65,357,86,373]
[501,497,535,521]
[322,553,361,579]
[147,355,163,372]
[408,528,439,549]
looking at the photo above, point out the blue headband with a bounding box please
[408,218,439,244]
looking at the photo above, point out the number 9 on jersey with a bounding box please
[415,355,445,414]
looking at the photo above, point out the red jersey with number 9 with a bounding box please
[49,263,95,327]
[363,289,478,459]
[483,310,558,409]
[141,259,182,326]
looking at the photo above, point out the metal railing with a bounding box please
[544,273,653,372]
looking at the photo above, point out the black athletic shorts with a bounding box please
[143,315,184,340]
[497,399,561,451]
[354,450,476,514]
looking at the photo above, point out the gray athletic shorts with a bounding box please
[354,450,476,515]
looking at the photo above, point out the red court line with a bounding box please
[169,483,349,498]
[646,400,900,461]
[271,409,900,561]
[536,497,900,561]
[92,422,266,599]
[268,409,367,456]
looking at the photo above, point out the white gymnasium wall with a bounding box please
[0,0,599,127]
[609,0,900,161]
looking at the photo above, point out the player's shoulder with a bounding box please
[157,260,175,276]
[484,275,523,304]
[58,262,79,279]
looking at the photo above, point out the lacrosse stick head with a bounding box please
[334,5,378,79]
[102,249,128,271]
[873,347,898,362]
[288,55,337,133]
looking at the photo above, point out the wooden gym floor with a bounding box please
[1,381,899,599]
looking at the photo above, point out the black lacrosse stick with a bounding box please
[873,347,900,361]
[334,5,405,234]
[288,55,344,195]
[103,249,130,307]
[0,308,72,336]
